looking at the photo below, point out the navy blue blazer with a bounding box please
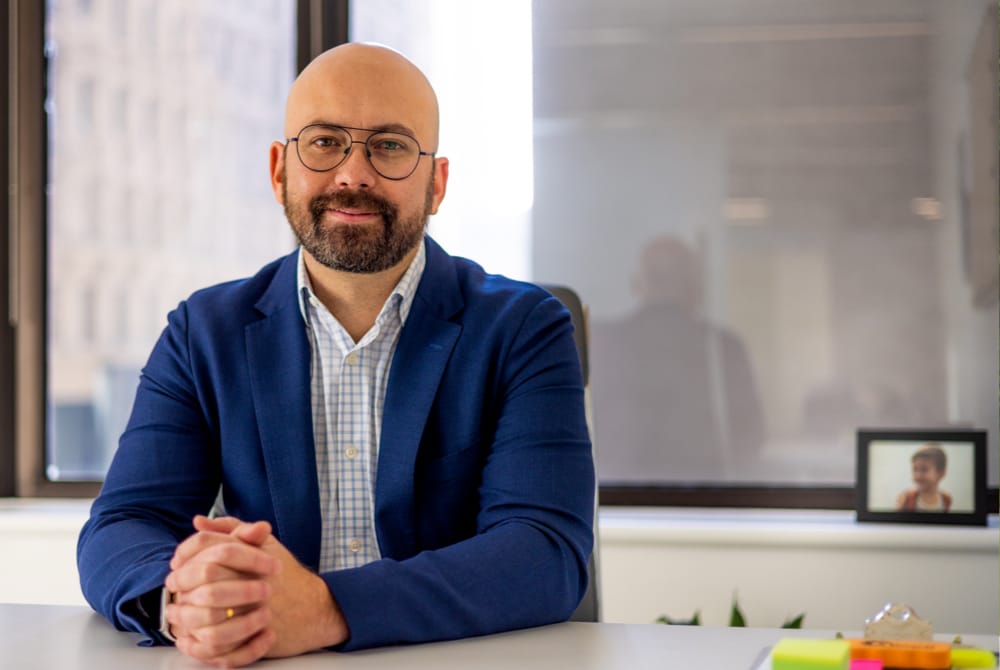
[77,236,595,651]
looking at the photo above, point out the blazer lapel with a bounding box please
[245,253,322,569]
[375,238,462,559]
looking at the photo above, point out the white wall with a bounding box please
[1,500,996,636]
[0,500,89,606]
[598,508,998,635]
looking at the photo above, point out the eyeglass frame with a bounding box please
[285,123,437,181]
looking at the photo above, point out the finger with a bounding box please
[171,530,241,570]
[194,515,272,541]
[212,628,276,669]
[193,515,241,534]
[231,520,273,547]
[178,603,271,651]
[166,601,238,632]
[166,561,245,597]
[174,577,272,610]
[196,516,274,549]
[176,623,275,668]
[171,528,277,574]
[167,543,279,592]
[165,602,222,634]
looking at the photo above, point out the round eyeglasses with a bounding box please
[287,124,435,181]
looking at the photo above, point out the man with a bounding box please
[77,43,594,667]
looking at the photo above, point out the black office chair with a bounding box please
[542,285,601,623]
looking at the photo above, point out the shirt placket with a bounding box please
[309,303,342,573]
[334,320,384,570]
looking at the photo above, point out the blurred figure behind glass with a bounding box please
[591,236,765,482]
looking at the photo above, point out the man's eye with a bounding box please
[310,136,344,150]
[372,137,410,154]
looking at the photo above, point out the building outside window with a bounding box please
[45,0,297,480]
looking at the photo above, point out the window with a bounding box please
[75,78,95,135]
[40,0,298,482]
[353,0,999,507]
[352,0,535,280]
[5,0,350,496]
[5,1,993,508]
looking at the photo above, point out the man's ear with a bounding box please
[429,157,449,215]
[269,141,286,205]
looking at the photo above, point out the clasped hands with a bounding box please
[163,515,348,667]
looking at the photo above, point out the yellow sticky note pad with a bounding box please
[951,647,998,668]
[773,639,850,670]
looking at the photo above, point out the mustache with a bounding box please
[310,190,396,220]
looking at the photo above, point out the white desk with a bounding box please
[1,604,995,670]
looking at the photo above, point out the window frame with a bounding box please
[600,486,856,510]
[10,0,52,497]
[0,0,14,498]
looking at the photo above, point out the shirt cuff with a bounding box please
[159,587,177,643]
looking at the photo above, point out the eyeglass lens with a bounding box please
[295,125,422,179]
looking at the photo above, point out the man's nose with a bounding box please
[333,141,377,188]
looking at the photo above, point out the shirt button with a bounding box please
[345,447,358,459]
[345,353,359,366]
[348,539,362,553]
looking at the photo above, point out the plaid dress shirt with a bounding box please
[296,243,426,571]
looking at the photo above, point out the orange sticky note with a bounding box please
[847,639,951,669]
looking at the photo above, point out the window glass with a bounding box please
[352,0,535,280]
[354,0,999,487]
[45,0,297,480]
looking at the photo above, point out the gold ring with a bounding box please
[225,607,235,620]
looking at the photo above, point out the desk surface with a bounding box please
[2,604,995,670]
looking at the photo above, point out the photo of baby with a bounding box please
[894,443,951,512]
[863,435,977,516]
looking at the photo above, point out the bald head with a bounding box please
[285,43,440,150]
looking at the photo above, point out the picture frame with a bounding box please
[856,429,987,526]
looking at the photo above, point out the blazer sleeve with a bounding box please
[325,292,595,651]
[76,300,221,644]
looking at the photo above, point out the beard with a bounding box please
[282,170,435,274]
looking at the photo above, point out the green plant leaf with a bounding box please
[661,597,804,629]
[656,610,701,626]
[729,598,747,627]
[782,613,805,629]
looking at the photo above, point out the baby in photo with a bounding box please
[895,444,951,512]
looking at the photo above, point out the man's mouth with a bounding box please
[325,207,381,224]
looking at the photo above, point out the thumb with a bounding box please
[231,520,273,547]
[192,514,242,534]
[193,515,272,547]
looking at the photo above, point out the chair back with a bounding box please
[541,284,600,623]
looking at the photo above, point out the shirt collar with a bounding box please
[296,239,426,328]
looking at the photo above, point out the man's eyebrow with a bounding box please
[305,120,418,136]
[369,122,418,136]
